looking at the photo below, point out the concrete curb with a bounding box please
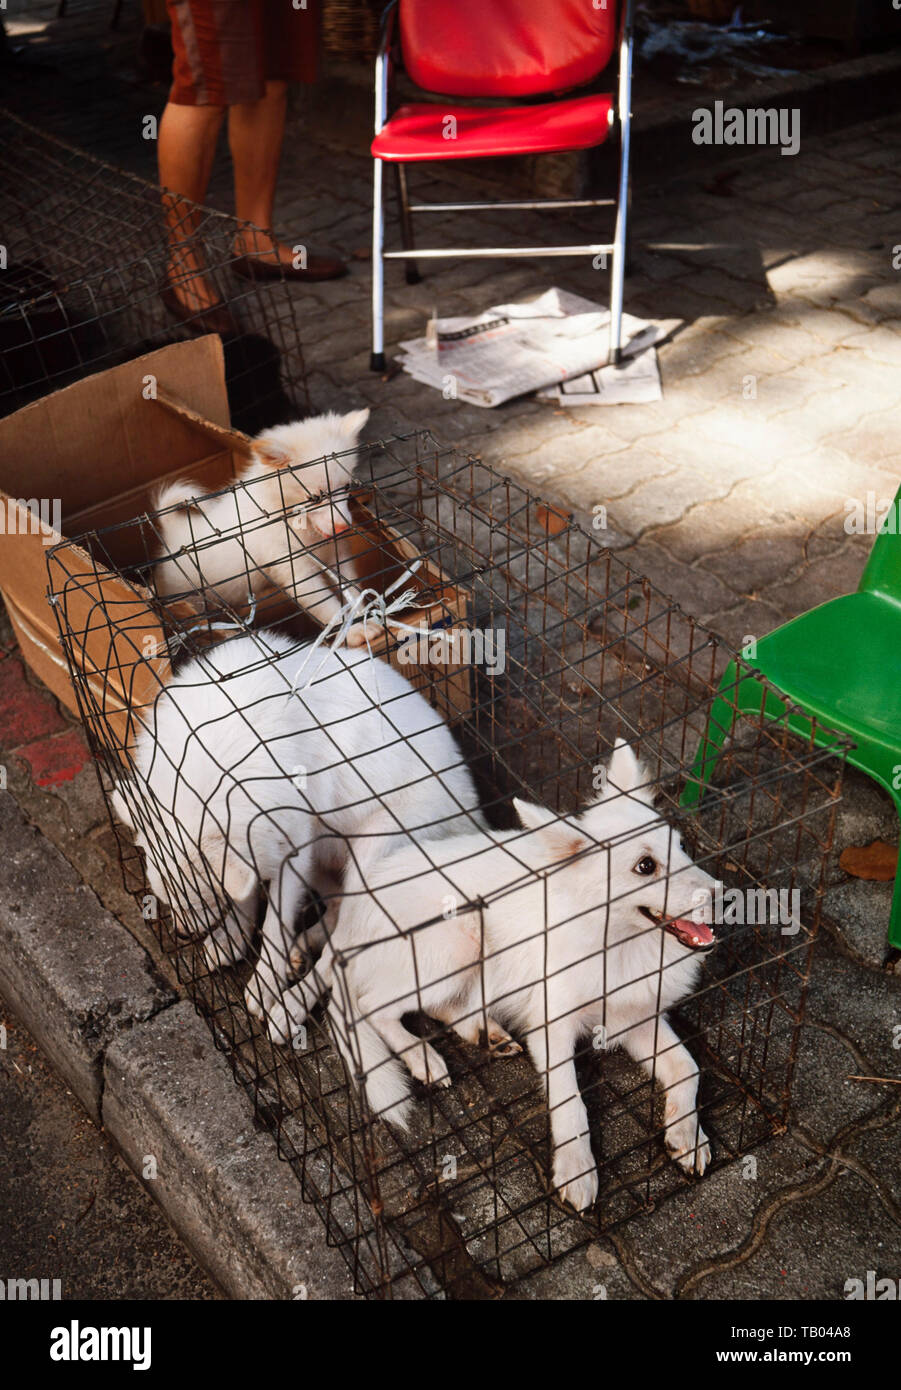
[0,790,356,1300]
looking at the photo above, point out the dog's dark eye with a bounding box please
[634,855,656,876]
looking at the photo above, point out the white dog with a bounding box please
[276,740,717,1211]
[110,631,484,1023]
[153,410,377,643]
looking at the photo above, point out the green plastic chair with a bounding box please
[682,482,901,956]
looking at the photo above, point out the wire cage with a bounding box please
[46,430,846,1299]
[0,110,308,432]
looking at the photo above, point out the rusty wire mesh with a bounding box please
[46,430,846,1298]
[0,109,308,431]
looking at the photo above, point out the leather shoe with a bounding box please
[231,249,347,283]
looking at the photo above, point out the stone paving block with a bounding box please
[840,1109,901,1226]
[666,354,759,412]
[507,423,630,486]
[789,1017,895,1151]
[738,362,833,419]
[643,418,771,489]
[648,472,792,566]
[720,315,833,365]
[682,1168,894,1300]
[510,1240,642,1301]
[773,304,865,349]
[777,388,894,453]
[558,444,678,504]
[821,348,899,396]
[842,325,901,367]
[861,283,901,318]
[607,468,730,539]
[615,1135,823,1301]
[0,791,175,1125]
[759,550,869,622]
[664,331,753,381]
[784,447,898,512]
[615,539,737,618]
[821,881,895,973]
[701,531,809,598]
[830,403,901,465]
[705,595,786,648]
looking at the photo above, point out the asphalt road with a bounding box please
[0,1008,216,1300]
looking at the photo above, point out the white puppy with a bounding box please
[111,631,483,1023]
[277,740,717,1211]
[153,410,377,642]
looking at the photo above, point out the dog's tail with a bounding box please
[328,997,413,1130]
[153,478,204,516]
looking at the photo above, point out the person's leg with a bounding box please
[228,80,297,267]
[228,78,346,278]
[158,99,225,310]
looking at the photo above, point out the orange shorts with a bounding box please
[167,0,319,106]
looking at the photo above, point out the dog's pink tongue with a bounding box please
[668,918,716,950]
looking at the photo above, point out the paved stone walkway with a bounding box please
[2,0,900,1300]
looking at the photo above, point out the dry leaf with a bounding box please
[839,839,898,882]
[535,504,571,536]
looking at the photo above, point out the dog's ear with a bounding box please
[254,435,291,469]
[338,407,370,443]
[513,798,590,862]
[605,738,654,804]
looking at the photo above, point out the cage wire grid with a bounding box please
[0,109,308,431]
[46,431,847,1299]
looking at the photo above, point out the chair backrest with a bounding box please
[398,0,618,99]
[858,482,901,605]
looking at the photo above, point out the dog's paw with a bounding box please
[288,940,307,975]
[264,999,294,1047]
[244,971,280,1024]
[485,1020,523,1057]
[344,620,383,649]
[203,923,248,972]
[666,1121,711,1177]
[403,1040,451,1089]
[553,1143,598,1212]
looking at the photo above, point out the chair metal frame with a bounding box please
[370,0,635,372]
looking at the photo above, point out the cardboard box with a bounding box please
[0,337,470,752]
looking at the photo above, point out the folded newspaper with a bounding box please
[397,287,678,408]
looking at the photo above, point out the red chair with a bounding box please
[370,0,635,372]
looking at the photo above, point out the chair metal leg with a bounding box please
[887,810,901,954]
[681,663,739,809]
[395,164,420,285]
[608,7,634,366]
[371,157,385,372]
